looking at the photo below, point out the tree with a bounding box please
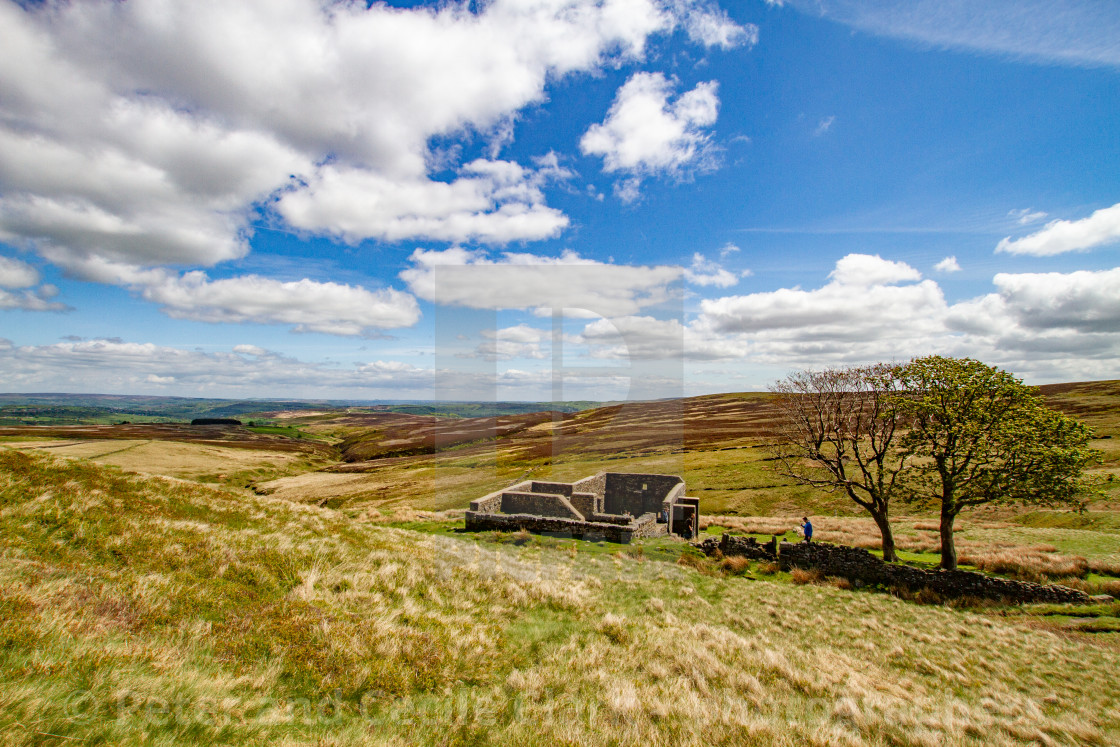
[894,356,1098,570]
[770,363,908,562]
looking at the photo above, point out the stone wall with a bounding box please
[695,533,778,561]
[696,534,1092,605]
[470,480,530,513]
[630,513,668,539]
[530,481,573,497]
[570,492,599,518]
[500,492,582,520]
[470,494,503,513]
[664,481,686,505]
[468,472,688,544]
[572,473,606,499]
[603,473,683,516]
[589,513,637,525]
[464,511,643,543]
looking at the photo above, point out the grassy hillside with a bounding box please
[2,448,1119,745]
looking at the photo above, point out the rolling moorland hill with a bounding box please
[1,381,1117,518]
[1,448,1119,746]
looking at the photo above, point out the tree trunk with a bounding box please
[872,510,898,562]
[939,504,958,570]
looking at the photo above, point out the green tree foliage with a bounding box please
[895,356,1099,570]
[771,363,908,562]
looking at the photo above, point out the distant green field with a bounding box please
[0,394,605,425]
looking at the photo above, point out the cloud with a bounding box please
[274,158,571,245]
[575,315,749,361]
[813,115,836,136]
[470,324,549,361]
[828,253,922,286]
[718,242,740,258]
[0,0,745,281]
[1009,207,1048,225]
[139,272,421,336]
[996,202,1120,256]
[0,285,68,313]
[698,253,948,364]
[0,338,436,397]
[400,247,683,317]
[942,266,1120,381]
[683,252,740,287]
[688,255,1120,380]
[988,267,1120,333]
[0,255,41,288]
[778,0,1120,68]
[42,255,420,335]
[580,72,721,188]
[681,5,759,49]
[0,336,641,400]
[934,256,961,273]
[0,255,68,311]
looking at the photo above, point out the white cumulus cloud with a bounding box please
[139,272,421,336]
[699,253,948,364]
[580,72,721,191]
[996,202,1120,256]
[934,256,961,273]
[683,253,740,287]
[0,0,747,329]
[0,0,744,266]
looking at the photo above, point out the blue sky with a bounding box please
[1,0,1118,400]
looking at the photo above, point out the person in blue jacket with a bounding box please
[801,517,813,544]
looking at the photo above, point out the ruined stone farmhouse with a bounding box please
[465,472,699,543]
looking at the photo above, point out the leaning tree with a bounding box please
[770,363,908,562]
[894,356,1099,570]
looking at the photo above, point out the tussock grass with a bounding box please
[958,549,1089,582]
[719,555,752,576]
[2,449,1120,745]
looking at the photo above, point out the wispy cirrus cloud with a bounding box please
[777,0,1120,68]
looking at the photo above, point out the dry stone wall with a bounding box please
[500,492,582,520]
[464,511,664,543]
[696,534,1092,605]
[572,473,606,499]
[570,492,599,518]
[603,474,682,516]
[530,481,573,496]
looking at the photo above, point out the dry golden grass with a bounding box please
[958,548,1089,582]
[5,438,318,490]
[719,555,752,576]
[790,567,824,585]
[1089,558,1120,577]
[3,448,1120,745]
